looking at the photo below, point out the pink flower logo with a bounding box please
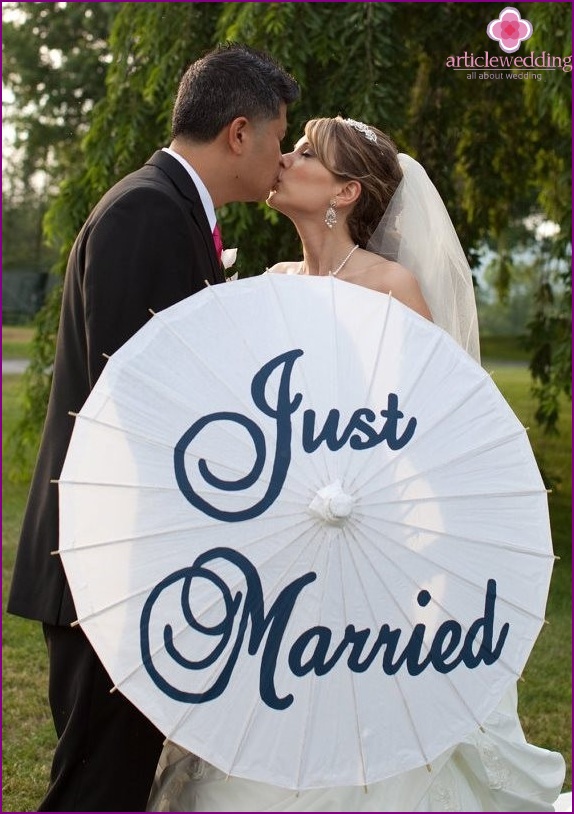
[487,7,533,53]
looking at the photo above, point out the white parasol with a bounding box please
[57,274,555,790]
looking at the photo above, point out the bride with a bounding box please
[147,117,565,811]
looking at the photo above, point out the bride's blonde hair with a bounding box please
[304,117,402,248]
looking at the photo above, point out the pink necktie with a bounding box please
[212,223,223,262]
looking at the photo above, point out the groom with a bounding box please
[7,42,299,812]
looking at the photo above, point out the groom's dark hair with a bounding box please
[172,43,299,142]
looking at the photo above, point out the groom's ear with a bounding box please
[226,117,249,155]
[336,180,362,206]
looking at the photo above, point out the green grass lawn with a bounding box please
[2,361,571,811]
[492,369,572,777]
[2,375,55,811]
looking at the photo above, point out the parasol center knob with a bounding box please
[308,481,355,526]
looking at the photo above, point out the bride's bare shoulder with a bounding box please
[351,252,432,320]
[267,261,301,275]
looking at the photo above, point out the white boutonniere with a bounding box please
[221,248,238,281]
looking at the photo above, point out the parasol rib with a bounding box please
[354,513,550,623]
[348,519,525,684]
[356,511,554,560]
[335,529,370,787]
[108,521,325,699]
[52,514,313,554]
[204,278,330,491]
[339,522,436,773]
[359,426,538,503]
[344,328,450,493]
[348,364,491,495]
[220,524,333,786]
[264,272,336,489]
[344,521,496,732]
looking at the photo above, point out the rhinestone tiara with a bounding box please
[344,118,377,143]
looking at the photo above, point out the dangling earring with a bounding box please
[324,199,337,229]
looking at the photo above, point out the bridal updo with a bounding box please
[304,117,402,248]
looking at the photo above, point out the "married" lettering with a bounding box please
[140,547,510,710]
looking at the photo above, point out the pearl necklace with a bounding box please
[329,244,359,276]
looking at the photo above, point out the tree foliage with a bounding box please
[2,2,121,189]
[2,2,120,289]
[1,189,57,271]
[521,3,572,430]
[3,2,571,475]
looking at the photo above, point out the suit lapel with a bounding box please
[146,151,224,284]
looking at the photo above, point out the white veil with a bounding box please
[367,154,481,363]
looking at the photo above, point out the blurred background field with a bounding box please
[2,325,34,360]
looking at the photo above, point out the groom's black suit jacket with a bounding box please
[8,150,225,626]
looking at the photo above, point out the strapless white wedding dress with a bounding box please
[147,684,565,812]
